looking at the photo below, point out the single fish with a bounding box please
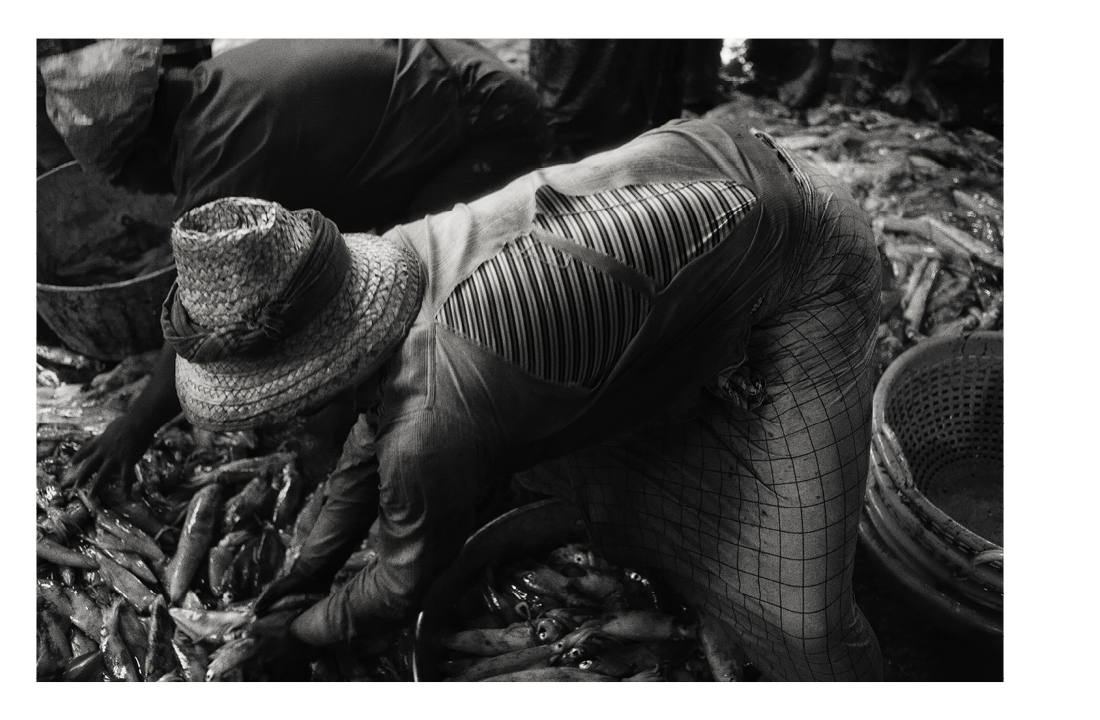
[144,596,182,682]
[481,666,617,682]
[62,650,111,682]
[101,598,141,682]
[574,642,666,678]
[541,607,602,631]
[439,623,537,656]
[36,609,72,678]
[447,645,555,682]
[36,344,101,373]
[95,507,168,567]
[70,626,99,658]
[225,536,261,601]
[171,629,210,682]
[561,564,626,604]
[208,529,255,596]
[280,484,325,576]
[270,460,305,530]
[221,476,277,534]
[36,578,74,617]
[206,636,262,681]
[181,591,206,612]
[62,586,104,639]
[185,451,295,490]
[100,486,167,539]
[253,526,286,590]
[37,531,99,570]
[530,615,571,644]
[698,614,741,682]
[82,545,158,613]
[593,610,696,642]
[548,626,618,665]
[478,569,525,625]
[165,483,222,603]
[37,362,62,388]
[546,543,612,571]
[88,530,161,586]
[169,607,252,645]
[117,601,151,680]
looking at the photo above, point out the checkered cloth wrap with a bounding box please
[517,147,884,681]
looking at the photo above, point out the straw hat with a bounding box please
[162,197,424,430]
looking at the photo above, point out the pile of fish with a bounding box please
[36,349,407,681]
[429,544,744,681]
[705,95,1004,380]
[41,214,175,287]
[36,95,1003,683]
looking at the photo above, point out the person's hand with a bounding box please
[63,414,153,497]
[250,609,308,645]
[254,571,314,617]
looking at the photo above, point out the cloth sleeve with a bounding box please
[291,414,380,580]
[290,407,490,645]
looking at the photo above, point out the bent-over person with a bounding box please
[155,116,883,681]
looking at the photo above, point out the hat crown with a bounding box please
[171,198,314,329]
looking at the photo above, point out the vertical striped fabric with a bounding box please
[437,181,757,388]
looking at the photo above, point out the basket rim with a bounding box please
[860,497,1003,637]
[37,160,179,292]
[872,330,1003,431]
[36,263,177,293]
[864,477,1003,607]
[868,443,1003,594]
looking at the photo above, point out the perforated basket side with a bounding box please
[865,332,1004,610]
[882,349,1003,498]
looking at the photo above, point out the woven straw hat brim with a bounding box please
[173,233,422,430]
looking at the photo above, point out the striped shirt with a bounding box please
[437,181,758,388]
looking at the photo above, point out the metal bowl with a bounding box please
[412,499,590,681]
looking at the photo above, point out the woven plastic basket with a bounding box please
[859,331,1003,637]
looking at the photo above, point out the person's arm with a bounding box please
[255,414,381,613]
[288,408,489,646]
[66,343,181,495]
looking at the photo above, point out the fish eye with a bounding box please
[579,660,594,670]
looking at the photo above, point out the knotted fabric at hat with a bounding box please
[163,197,424,430]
